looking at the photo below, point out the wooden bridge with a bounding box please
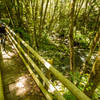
[0,25,91,100]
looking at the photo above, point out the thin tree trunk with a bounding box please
[81,28,100,74]
[39,0,44,36]
[84,49,100,98]
[69,0,76,72]
[16,0,22,26]
[48,0,59,31]
[33,0,38,49]
[42,0,49,29]
[76,28,100,87]
[4,0,14,26]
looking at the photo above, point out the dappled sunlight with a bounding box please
[11,45,15,49]
[9,75,32,97]
[1,44,15,60]
[80,56,85,62]
[55,83,63,91]
[2,51,14,59]
[54,81,66,95]
[48,80,67,95]
[48,84,55,93]
[44,61,51,69]
[16,88,26,96]
[16,81,24,88]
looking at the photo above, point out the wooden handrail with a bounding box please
[8,35,53,100]
[8,31,65,100]
[6,26,91,100]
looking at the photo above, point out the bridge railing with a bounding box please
[6,26,91,100]
[7,27,65,100]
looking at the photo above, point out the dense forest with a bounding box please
[0,0,100,100]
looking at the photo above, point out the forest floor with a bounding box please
[38,34,88,74]
[0,41,45,100]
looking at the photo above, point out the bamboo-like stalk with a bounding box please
[0,45,4,100]
[48,0,59,31]
[8,32,65,100]
[69,0,76,72]
[4,0,14,26]
[42,0,49,27]
[7,26,91,100]
[39,0,44,34]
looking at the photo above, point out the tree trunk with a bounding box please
[39,0,44,36]
[4,0,14,26]
[84,49,100,98]
[81,28,100,74]
[69,0,76,72]
[48,0,59,32]
[42,0,49,29]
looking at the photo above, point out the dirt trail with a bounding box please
[1,42,45,100]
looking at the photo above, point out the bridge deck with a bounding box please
[0,42,45,100]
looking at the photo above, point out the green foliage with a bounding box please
[92,86,100,100]
[63,92,77,100]
[14,27,30,41]
[1,18,10,24]
[74,32,90,48]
